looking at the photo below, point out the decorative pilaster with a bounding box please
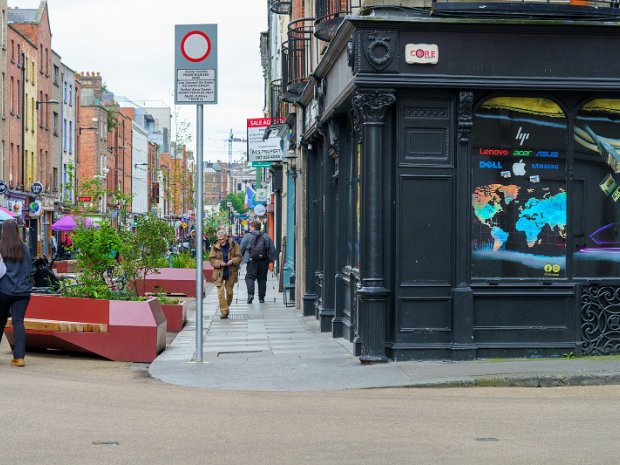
[352,89,396,364]
[453,90,475,360]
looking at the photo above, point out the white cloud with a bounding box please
[15,0,268,161]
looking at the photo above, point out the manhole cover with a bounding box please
[217,350,263,357]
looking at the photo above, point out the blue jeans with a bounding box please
[0,294,31,359]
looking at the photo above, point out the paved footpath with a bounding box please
[149,269,620,391]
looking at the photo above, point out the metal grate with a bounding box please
[581,284,620,355]
[227,314,249,320]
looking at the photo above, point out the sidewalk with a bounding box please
[149,271,620,391]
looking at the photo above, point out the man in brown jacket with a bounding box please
[208,229,242,319]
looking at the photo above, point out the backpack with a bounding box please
[250,233,267,261]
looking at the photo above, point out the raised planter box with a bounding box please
[137,268,208,297]
[160,300,189,332]
[53,260,77,273]
[4,294,166,363]
[202,262,214,282]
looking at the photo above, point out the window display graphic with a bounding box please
[574,99,620,276]
[472,97,567,278]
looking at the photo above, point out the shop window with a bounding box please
[573,99,620,278]
[471,97,567,279]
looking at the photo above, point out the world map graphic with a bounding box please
[472,184,567,253]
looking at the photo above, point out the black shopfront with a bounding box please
[300,7,620,361]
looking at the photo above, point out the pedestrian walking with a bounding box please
[240,220,276,304]
[0,220,33,367]
[208,229,242,319]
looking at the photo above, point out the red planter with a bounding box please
[160,300,189,332]
[137,268,208,297]
[53,260,77,273]
[202,262,214,282]
[5,294,167,363]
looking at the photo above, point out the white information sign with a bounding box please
[247,117,285,163]
[174,24,218,105]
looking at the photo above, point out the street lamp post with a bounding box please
[226,201,233,235]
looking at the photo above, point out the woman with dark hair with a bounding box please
[0,221,33,367]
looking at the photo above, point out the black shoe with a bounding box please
[247,296,253,304]
[259,297,265,303]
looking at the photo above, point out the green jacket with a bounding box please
[208,238,242,286]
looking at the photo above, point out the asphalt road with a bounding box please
[1,339,619,465]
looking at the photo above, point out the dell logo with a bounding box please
[515,127,530,146]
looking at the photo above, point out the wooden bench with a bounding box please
[7,318,108,333]
[3,294,166,362]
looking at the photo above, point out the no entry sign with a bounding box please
[175,24,218,105]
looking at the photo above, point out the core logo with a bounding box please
[515,127,530,146]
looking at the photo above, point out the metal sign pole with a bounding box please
[195,104,204,362]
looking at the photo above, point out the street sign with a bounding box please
[254,204,266,216]
[175,24,218,105]
[248,161,273,168]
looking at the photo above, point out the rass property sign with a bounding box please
[247,117,285,163]
[174,24,218,105]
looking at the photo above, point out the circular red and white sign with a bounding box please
[181,30,211,63]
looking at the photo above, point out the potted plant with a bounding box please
[120,214,175,296]
[7,219,168,363]
[151,288,189,332]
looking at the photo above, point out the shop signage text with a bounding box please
[405,43,438,65]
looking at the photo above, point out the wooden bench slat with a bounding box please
[6,318,108,333]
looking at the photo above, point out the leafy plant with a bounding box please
[152,292,180,305]
[121,215,175,294]
[169,251,195,269]
[69,221,126,284]
[61,220,147,301]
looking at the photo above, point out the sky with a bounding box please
[14,0,268,162]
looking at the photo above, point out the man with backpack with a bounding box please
[240,220,276,304]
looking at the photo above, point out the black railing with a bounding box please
[269,79,288,124]
[286,18,315,100]
[431,0,620,18]
[270,0,291,15]
[315,0,354,41]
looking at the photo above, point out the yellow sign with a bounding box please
[181,222,188,229]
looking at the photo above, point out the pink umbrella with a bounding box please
[51,215,99,232]
[0,205,18,220]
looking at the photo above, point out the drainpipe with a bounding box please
[21,51,25,189]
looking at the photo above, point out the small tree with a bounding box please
[121,214,175,294]
[64,221,127,299]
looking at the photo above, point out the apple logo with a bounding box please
[512,159,526,176]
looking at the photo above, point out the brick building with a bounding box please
[76,72,109,210]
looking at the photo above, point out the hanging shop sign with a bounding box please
[247,117,285,163]
[30,182,44,195]
[253,204,266,216]
[28,200,42,216]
